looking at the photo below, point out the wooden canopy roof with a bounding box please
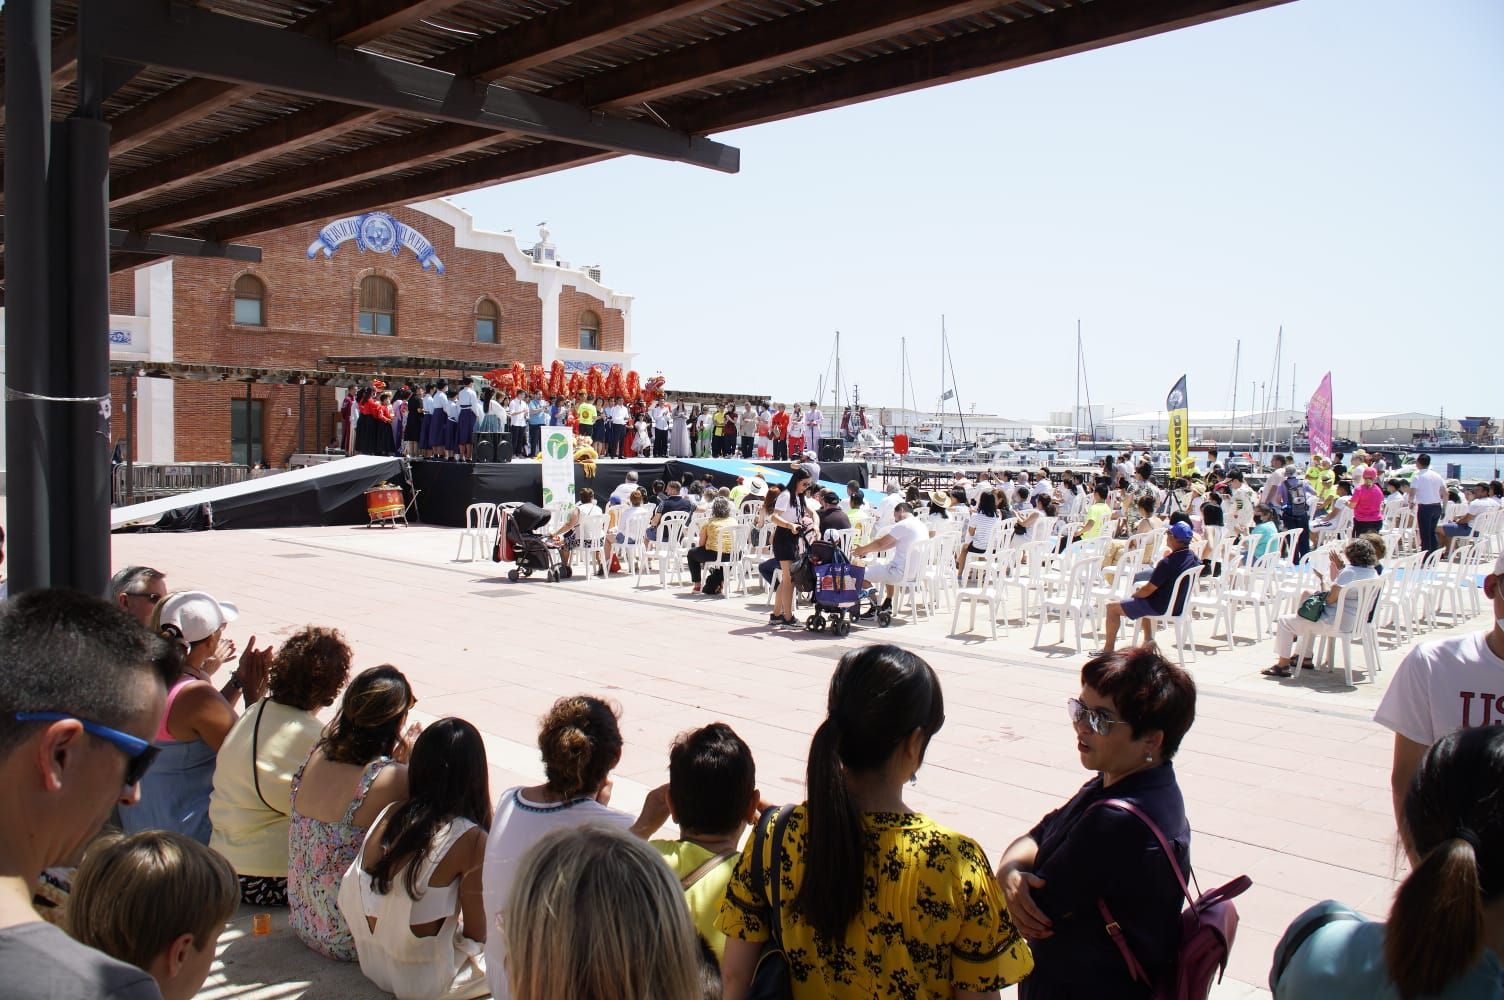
[3,0,1288,268]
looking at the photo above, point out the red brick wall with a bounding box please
[109,272,134,315]
[104,205,622,464]
[557,285,624,352]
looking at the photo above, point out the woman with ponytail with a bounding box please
[1273,725,1504,998]
[717,644,1033,998]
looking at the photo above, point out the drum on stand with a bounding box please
[365,484,407,527]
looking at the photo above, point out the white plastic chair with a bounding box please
[572,507,607,580]
[951,547,1011,640]
[650,511,692,587]
[888,538,933,624]
[1294,577,1386,686]
[1034,558,1098,653]
[1215,551,1280,647]
[1141,564,1205,669]
[615,507,652,580]
[455,503,500,562]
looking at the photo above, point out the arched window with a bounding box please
[233,274,265,326]
[578,310,601,351]
[475,298,499,343]
[358,275,396,336]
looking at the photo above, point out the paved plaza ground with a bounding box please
[103,519,1481,999]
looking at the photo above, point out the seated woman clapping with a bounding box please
[340,718,492,1000]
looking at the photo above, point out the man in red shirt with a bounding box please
[770,404,790,461]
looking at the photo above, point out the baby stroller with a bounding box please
[802,544,891,636]
[502,502,571,583]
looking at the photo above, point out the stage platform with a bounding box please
[413,457,871,527]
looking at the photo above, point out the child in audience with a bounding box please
[68,831,238,1000]
[506,824,701,1000]
[636,723,761,963]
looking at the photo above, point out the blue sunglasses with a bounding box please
[15,712,159,787]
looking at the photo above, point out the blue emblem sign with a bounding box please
[306,211,445,273]
[108,329,133,345]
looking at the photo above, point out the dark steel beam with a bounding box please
[105,0,725,208]
[109,79,246,155]
[680,0,1296,133]
[305,0,460,47]
[96,0,739,172]
[428,0,723,80]
[212,141,617,241]
[128,123,504,232]
[549,0,1004,111]
[108,228,262,261]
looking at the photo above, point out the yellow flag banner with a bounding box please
[1166,375,1190,476]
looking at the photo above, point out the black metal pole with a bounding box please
[315,383,324,452]
[244,380,253,468]
[4,0,54,594]
[297,380,306,454]
[64,114,113,594]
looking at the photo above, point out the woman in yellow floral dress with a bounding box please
[717,644,1034,999]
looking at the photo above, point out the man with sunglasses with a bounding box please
[0,589,177,998]
[1098,520,1201,655]
[107,565,168,628]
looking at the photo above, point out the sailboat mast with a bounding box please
[1269,327,1283,464]
[1290,364,1298,451]
[1230,340,1241,450]
[833,331,841,417]
[939,315,946,443]
[1074,320,1081,446]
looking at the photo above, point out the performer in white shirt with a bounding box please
[650,401,672,458]
[507,393,529,457]
[1409,453,1446,553]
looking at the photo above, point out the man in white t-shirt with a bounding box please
[650,400,672,458]
[1409,452,1446,552]
[608,470,640,506]
[851,503,928,610]
[507,392,529,457]
[1374,548,1504,852]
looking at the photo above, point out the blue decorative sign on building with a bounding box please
[306,211,446,273]
[109,329,133,345]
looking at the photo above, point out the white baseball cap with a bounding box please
[157,591,239,646]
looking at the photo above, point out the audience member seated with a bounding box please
[68,830,238,1000]
[210,626,353,905]
[0,589,176,999]
[608,471,641,505]
[602,489,647,571]
[816,488,852,537]
[997,647,1197,998]
[647,480,697,543]
[120,591,271,844]
[482,695,668,998]
[1263,538,1380,679]
[718,645,1033,998]
[960,489,1003,571]
[1271,725,1503,998]
[1099,522,1201,654]
[633,722,761,962]
[687,497,738,593]
[1437,482,1501,556]
[506,824,702,1000]
[1246,504,1279,562]
[342,718,492,1000]
[108,566,169,627]
[850,502,928,612]
[1074,483,1113,541]
[289,665,416,961]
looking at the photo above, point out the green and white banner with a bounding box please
[540,427,575,507]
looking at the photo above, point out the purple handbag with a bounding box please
[1088,798,1252,1000]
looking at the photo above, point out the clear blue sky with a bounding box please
[453,0,1502,421]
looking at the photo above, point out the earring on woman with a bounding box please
[908,773,918,787]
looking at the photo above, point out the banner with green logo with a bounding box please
[541,427,575,507]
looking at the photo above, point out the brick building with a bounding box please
[0,199,634,471]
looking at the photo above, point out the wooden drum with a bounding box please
[365,484,406,526]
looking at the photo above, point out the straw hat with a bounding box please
[745,476,768,497]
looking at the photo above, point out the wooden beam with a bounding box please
[428,0,723,80]
[104,0,723,207]
[549,0,1005,110]
[129,124,505,231]
[680,0,1296,134]
[105,0,464,153]
[97,1,738,173]
[210,142,617,241]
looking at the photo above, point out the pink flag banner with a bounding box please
[1307,372,1333,459]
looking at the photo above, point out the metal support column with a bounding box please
[124,374,136,505]
[297,380,306,454]
[244,380,253,469]
[4,0,55,594]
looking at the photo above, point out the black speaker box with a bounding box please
[494,436,513,463]
[819,439,845,462]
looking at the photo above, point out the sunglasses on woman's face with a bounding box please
[1066,697,1128,737]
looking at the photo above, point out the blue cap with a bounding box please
[1168,521,1194,542]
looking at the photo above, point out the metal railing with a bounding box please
[112,463,256,506]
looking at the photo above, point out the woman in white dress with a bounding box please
[340,718,492,1000]
[671,402,691,458]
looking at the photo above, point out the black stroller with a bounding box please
[502,502,571,583]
